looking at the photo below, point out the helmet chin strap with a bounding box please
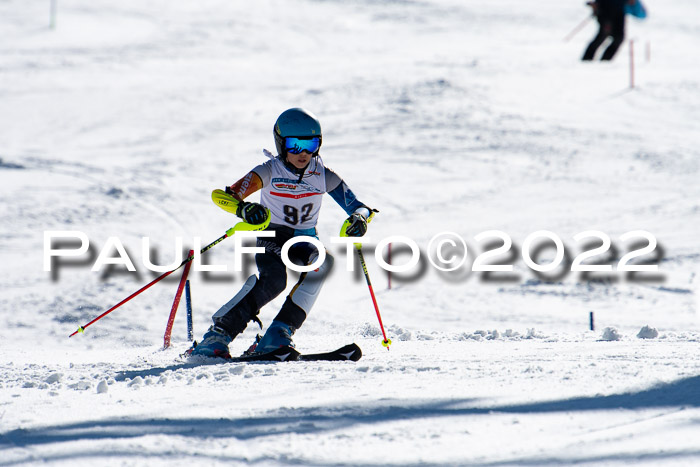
[294,159,306,183]
[282,153,317,183]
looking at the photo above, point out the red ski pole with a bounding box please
[163,249,194,349]
[563,14,593,42]
[340,212,391,350]
[69,235,221,337]
[69,212,269,337]
[355,244,391,350]
[629,39,635,89]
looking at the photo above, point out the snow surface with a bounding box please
[1,0,700,465]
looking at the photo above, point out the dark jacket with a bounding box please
[595,0,628,19]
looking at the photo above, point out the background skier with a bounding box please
[581,0,645,61]
[191,108,375,358]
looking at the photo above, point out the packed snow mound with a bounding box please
[601,327,622,341]
[637,325,659,339]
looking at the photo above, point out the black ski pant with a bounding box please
[582,13,626,61]
[213,227,331,338]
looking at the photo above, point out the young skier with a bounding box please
[191,108,374,358]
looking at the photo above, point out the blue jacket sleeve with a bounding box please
[328,181,366,216]
[325,167,367,216]
[625,0,647,18]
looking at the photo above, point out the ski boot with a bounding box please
[250,320,296,354]
[189,325,233,359]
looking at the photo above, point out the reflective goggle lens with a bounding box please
[285,137,321,154]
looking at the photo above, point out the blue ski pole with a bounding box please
[186,280,193,341]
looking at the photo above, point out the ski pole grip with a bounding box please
[211,189,240,214]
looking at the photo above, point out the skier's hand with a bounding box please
[344,212,368,237]
[236,201,268,225]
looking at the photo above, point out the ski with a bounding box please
[230,343,362,362]
[184,343,362,363]
[299,343,362,362]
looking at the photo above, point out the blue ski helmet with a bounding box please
[273,108,322,156]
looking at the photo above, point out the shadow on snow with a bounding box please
[1,376,699,465]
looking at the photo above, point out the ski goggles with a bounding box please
[285,136,321,155]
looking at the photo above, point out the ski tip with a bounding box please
[346,343,363,361]
[333,343,362,362]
